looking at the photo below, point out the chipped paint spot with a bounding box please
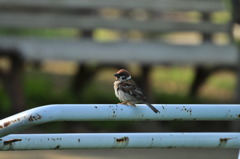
[115,136,129,143]
[50,138,62,141]
[219,138,232,147]
[0,125,3,129]
[78,139,80,143]
[54,145,61,149]
[182,106,192,115]
[4,121,11,127]
[28,114,42,122]
[148,138,155,147]
[4,139,22,144]
[94,106,98,109]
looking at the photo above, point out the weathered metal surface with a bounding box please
[1,133,240,150]
[1,104,240,137]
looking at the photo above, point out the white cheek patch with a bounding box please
[118,76,131,82]
[126,76,131,80]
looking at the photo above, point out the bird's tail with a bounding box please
[144,103,160,113]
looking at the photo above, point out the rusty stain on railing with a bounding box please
[28,114,42,122]
[4,139,22,144]
[115,136,129,143]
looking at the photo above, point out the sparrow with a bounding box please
[114,69,159,113]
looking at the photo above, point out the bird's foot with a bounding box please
[118,101,127,105]
[126,102,136,106]
[118,102,136,106]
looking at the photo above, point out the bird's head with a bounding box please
[114,69,131,81]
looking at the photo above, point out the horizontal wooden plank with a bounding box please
[0,13,230,33]
[0,37,237,65]
[0,0,226,12]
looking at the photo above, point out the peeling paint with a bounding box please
[4,121,11,128]
[54,145,61,149]
[219,138,232,147]
[182,106,192,115]
[115,136,129,143]
[147,138,155,147]
[50,138,62,141]
[28,114,42,122]
[4,139,22,144]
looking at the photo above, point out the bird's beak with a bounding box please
[114,73,120,78]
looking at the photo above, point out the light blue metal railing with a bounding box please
[0,104,240,150]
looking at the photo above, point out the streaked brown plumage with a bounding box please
[114,69,159,113]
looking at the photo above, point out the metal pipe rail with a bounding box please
[1,133,240,150]
[0,104,240,150]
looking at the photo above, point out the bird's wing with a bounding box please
[119,80,147,101]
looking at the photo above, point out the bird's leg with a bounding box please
[118,101,128,105]
[118,101,136,106]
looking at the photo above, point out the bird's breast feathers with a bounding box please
[114,80,141,103]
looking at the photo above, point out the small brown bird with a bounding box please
[113,69,159,113]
